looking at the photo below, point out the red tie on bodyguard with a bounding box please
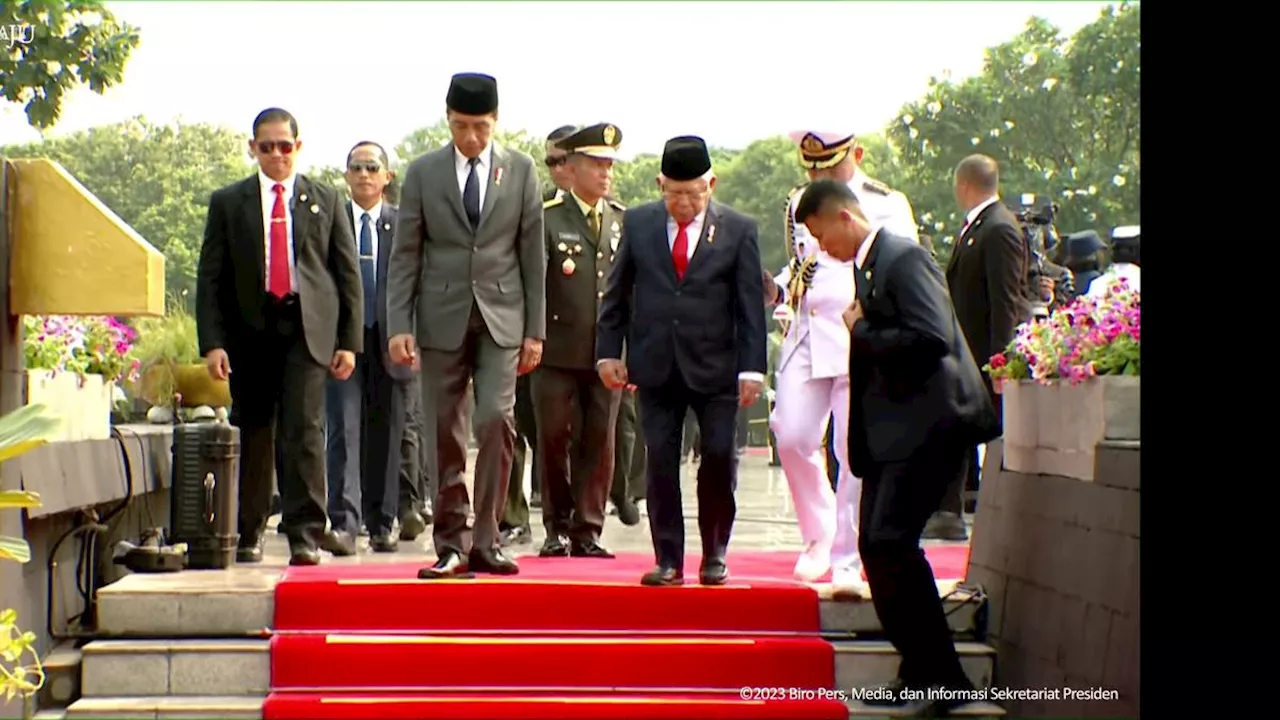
[672,220,692,279]
[269,183,291,298]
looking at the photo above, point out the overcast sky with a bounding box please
[0,1,1117,170]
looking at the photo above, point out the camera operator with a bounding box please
[1057,230,1106,297]
[1017,195,1074,316]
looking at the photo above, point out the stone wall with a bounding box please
[967,439,1139,718]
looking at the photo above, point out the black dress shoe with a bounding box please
[235,536,264,564]
[289,547,321,566]
[611,495,641,526]
[370,534,398,553]
[399,512,427,541]
[538,535,570,557]
[570,539,615,559]
[470,547,519,575]
[418,552,473,579]
[699,558,728,586]
[321,531,357,557]
[640,566,684,586]
[529,491,542,509]
[500,525,532,547]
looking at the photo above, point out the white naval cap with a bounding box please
[788,130,857,170]
[1111,225,1140,240]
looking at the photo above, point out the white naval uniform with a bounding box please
[769,171,918,584]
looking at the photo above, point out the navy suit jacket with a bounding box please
[596,200,767,394]
[348,201,412,381]
[846,229,1000,475]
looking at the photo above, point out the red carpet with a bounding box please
[265,547,968,719]
[273,548,969,633]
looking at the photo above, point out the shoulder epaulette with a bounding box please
[543,196,565,209]
[787,182,809,200]
[607,198,626,212]
[862,178,892,196]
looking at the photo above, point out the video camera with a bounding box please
[1007,193,1071,317]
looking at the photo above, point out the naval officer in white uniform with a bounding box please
[765,131,919,593]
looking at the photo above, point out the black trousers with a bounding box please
[324,325,408,537]
[612,389,643,502]
[859,438,972,688]
[638,372,739,569]
[502,373,538,531]
[399,372,426,517]
[227,296,327,549]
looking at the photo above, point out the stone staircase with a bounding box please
[33,569,1003,719]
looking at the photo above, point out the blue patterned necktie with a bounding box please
[463,156,481,228]
[359,212,376,327]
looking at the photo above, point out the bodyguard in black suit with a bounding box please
[196,108,364,566]
[795,179,999,712]
[934,155,1031,534]
[597,136,768,587]
[322,141,418,555]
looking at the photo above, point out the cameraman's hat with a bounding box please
[1064,230,1105,257]
[788,130,856,170]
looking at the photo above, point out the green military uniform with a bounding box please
[532,122,625,558]
[611,389,643,524]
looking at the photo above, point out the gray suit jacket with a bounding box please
[387,142,546,351]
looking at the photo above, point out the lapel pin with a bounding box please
[707,225,717,244]
[967,238,975,246]
[611,221,620,233]
[299,193,307,203]
[309,204,320,214]
[562,258,576,275]
[574,243,583,254]
[494,167,505,186]
[384,222,392,231]
[611,235,619,252]
[865,270,872,281]
[557,242,567,252]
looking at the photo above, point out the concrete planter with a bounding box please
[26,369,114,441]
[137,363,231,408]
[1001,376,1139,481]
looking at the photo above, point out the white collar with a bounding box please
[966,195,1000,225]
[855,226,882,268]
[455,144,492,170]
[259,170,296,194]
[353,199,383,221]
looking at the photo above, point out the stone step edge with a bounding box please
[82,638,269,654]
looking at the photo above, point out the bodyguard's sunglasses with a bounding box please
[544,156,566,168]
[348,161,383,173]
[256,140,296,155]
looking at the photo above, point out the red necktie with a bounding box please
[672,220,692,280]
[268,183,291,298]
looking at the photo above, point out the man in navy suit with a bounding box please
[322,141,416,555]
[596,136,768,587]
[795,179,1000,714]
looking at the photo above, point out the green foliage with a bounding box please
[1,0,140,129]
[131,300,200,366]
[886,2,1140,262]
[1,117,255,305]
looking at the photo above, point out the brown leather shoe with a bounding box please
[640,566,684,586]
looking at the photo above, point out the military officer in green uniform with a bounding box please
[534,122,626,558]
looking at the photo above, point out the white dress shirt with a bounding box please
[1087,262,1141,297]
[454,144,493,210]
[350,199,383,273]
[664,209,764,384]
[855,226,883,270]
[965,195,1001,228]
[259,170,298,293]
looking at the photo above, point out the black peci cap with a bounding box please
[446,73,498,115]
[661,135,711,181]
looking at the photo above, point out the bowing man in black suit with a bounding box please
[322,141,419,556]
[794,179,1000,713]
[196,108,364,566]
[597,136,768,587]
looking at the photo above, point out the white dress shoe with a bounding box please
[793,541,832,582]
[831,567,868,597]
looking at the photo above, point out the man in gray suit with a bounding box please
[387,73,546,579]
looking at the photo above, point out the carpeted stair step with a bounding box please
[271,633,834,690]
[274,556,828,634]
[262,690,850,719]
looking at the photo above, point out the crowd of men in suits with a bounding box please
[195,69,1128,716]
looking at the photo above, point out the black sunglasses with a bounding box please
[347,162,383,173]
[544,156,566,168]
[256,140,295,155]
